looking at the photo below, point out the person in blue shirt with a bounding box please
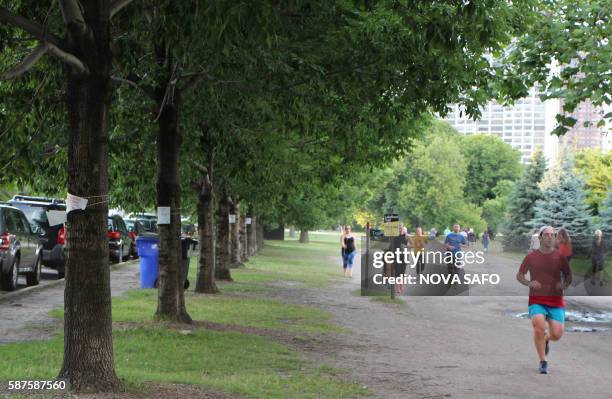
[444,224,468,274]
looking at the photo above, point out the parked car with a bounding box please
[132,213,158,233]
[108,214,134,263]
[7,195,66,279]
[124,218,144,258]
[0,204,43,290]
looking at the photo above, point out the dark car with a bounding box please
[108,214,134,263]
[7,195,66,279]
[132,213,158,233]
[0,204,43,290]
[124,219,144,258]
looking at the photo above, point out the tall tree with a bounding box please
[502,149,546,250]
[0,0,135,391]
[459,134,522,206]
[529,165,593,253]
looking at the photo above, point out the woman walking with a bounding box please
[482,230,490,254]
[341,225,357,277]
[556,228,573,263]
[591,230,606,286]
[410,227,428,274]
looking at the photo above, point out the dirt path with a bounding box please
[0,261,140,343]
[269,250,612,399]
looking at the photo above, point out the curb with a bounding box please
[0,259,140,304]
[0,278,65,303]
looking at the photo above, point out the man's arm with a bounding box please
[561,257,572,288]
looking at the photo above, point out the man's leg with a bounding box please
[547,319,564,342]
[531,314,548,361]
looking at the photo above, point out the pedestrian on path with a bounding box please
[555,228,572,263]
[341,225,357,277]
[528,228,540,253]
[482,231,490,254]
[444,224,467,276]
[516,225,572,375]
[429,227,437,240]
[391,224,408,294]
[410,227,428,275]
[443,227,450,237]
[591,229,606,287]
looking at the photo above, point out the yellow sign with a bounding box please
[383,214,399,237]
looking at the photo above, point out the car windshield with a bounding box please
[11,204,48,226]
[125,220,134,230]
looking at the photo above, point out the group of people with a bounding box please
[529,227,607,287]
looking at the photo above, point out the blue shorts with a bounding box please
[342,251,356,269]
[528,304,565,324]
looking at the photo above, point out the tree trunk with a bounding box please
[289,225,295,238]
[239,214,248,262]
[59,4,121,390]
[249,215,257,256]
[299,228,310,243]
[194,170,217,294]
[215,191,232,281]
[155,68,191,323]
[257,219,264,251]
[229,200,243,268]
[247,215,257,256]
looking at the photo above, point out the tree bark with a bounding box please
[257,219,264,251]
[215,191,232,281]
[229,200,244,268]
[247,215,257,256]
[289,225,295,238]
[58,1,121,391]
[299,228,310,243]
[194,169,217,293]
[154,55,191,323]
[239,214,248,262]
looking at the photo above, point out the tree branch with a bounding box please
[0,7,62,48]
[58,0,87,35]
[0,43,50,80]
[110,0,135,19]
[111,75,156,100]
[47,45,88,75]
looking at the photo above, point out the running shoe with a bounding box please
[539,360,548,374]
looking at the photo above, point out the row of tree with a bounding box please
[0,0,609,393]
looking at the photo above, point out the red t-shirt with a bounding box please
[518,249,571,308]
[557,242,572,258]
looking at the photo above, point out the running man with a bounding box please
[516,226,572,374]
[444,224,468,275]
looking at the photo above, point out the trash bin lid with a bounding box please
[136,232,159,242]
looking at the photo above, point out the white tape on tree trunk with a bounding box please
[66,193,88,213]
[157,207,171,225]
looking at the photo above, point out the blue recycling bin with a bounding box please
[136,233,159,288]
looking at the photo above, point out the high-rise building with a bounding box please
[561,99,608,151]
[442,87,560,163]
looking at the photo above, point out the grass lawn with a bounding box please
[0,232,368,398]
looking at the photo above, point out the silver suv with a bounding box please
[0,204,43,290]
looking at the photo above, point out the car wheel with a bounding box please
[113,246,122,264]
[1,257,19,291]
[26,255,41,286]
[122,244,130,261]
[131,243,139,259]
